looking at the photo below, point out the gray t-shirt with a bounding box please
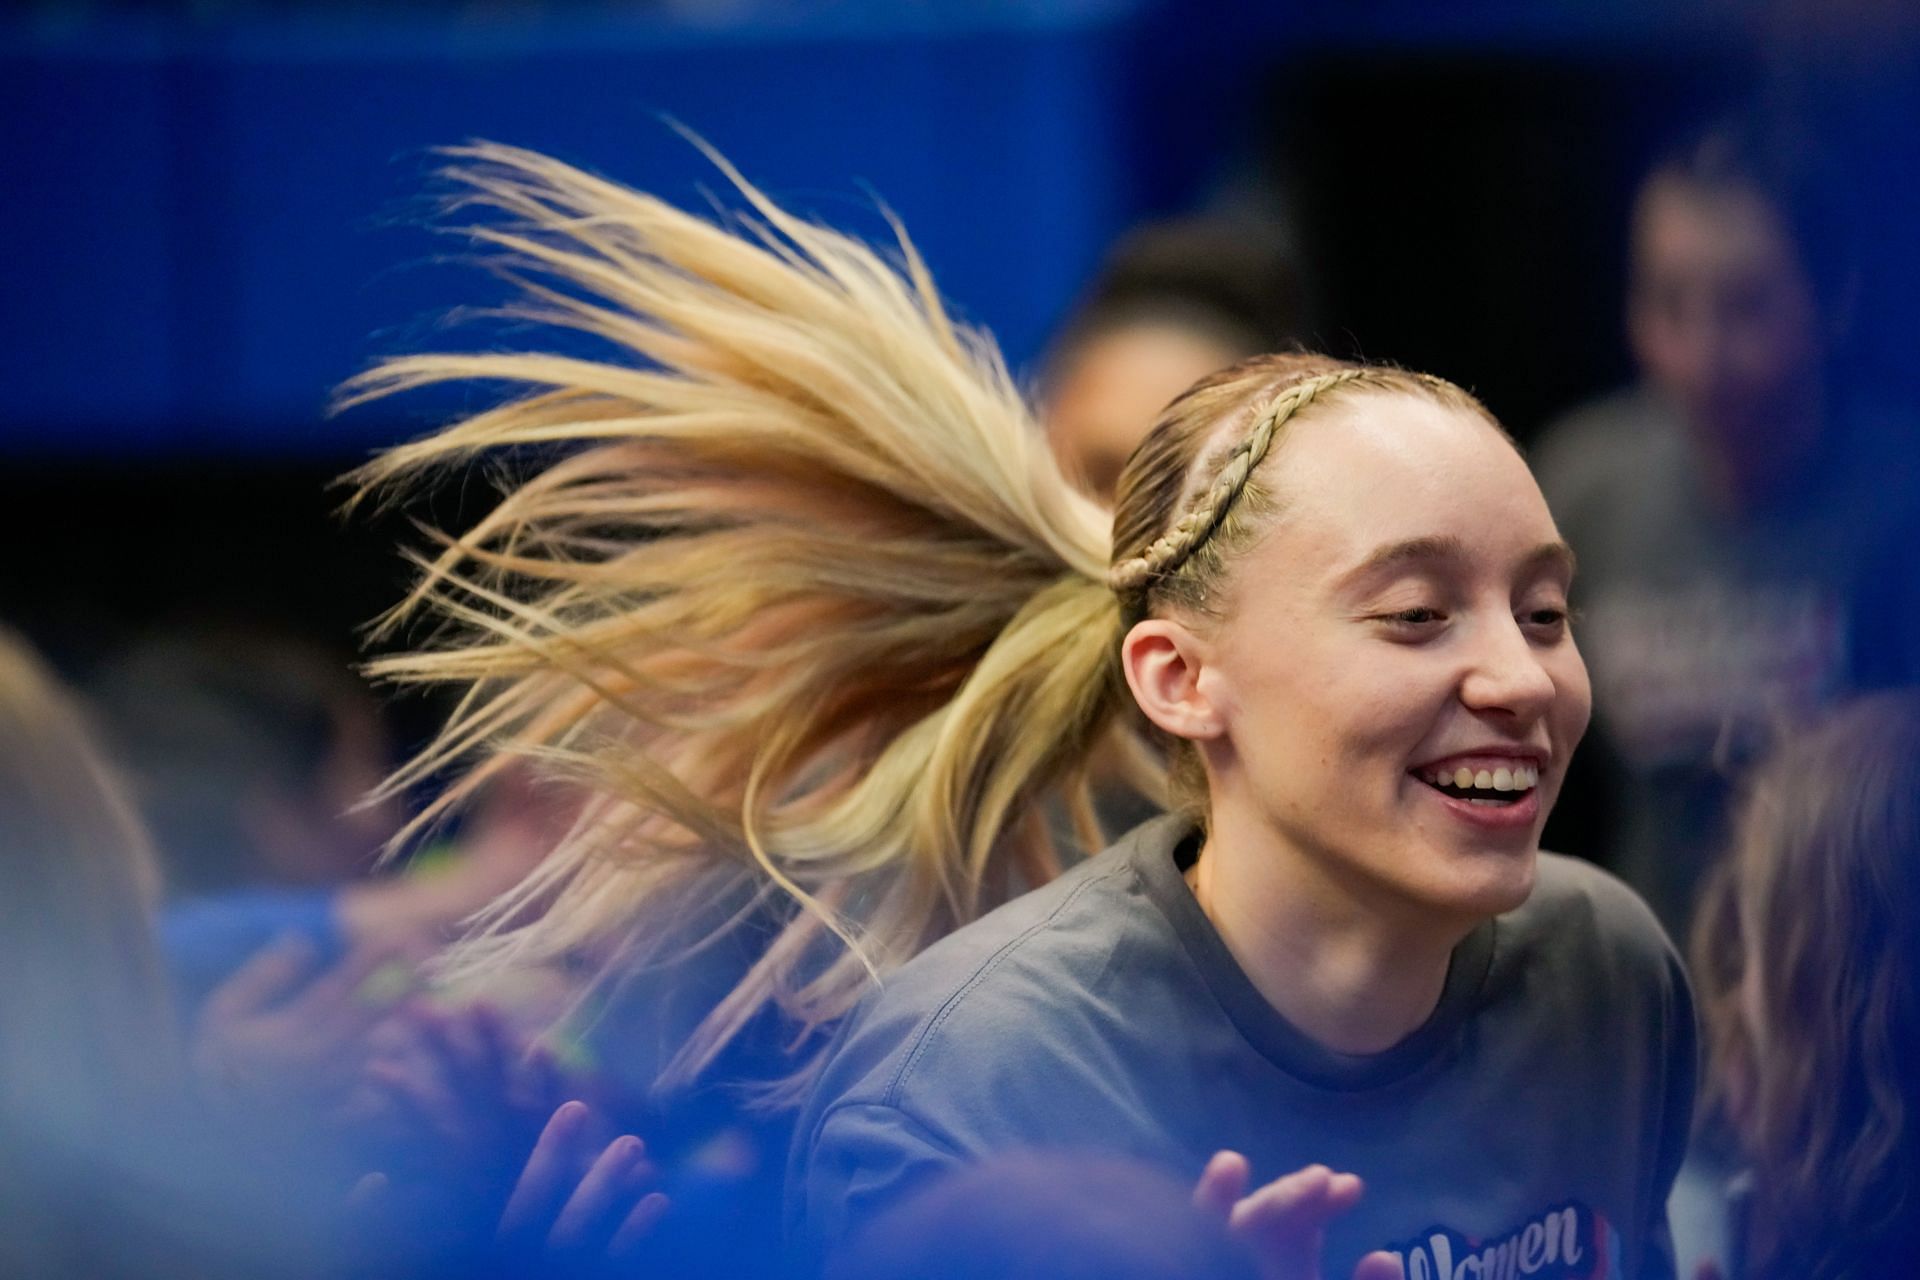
[791,816,1695,1280]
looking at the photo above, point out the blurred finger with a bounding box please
[498,1100,593,1247]
[411,1005,481,1081]
[340,1171,402,1250]
[1230,1164,1342,1280]
[1352,1251,1405,1280]
[203,936,317,1022]
[547,1135,650,1252]
[1193,1150,1252,1220]
[346,1170,390,1210]
[420,1005,519,1133]
[385,1006,477,1123]
[277,961,400,1060]
[607,1191,670,1260]
[1230,1164,1338,1234]
[1322,1172,1364,1215]
[362,1056,463,1140]
[302,947,413,1023]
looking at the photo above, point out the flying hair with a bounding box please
[339,141,1160,1100]
[340,142,1497,1100]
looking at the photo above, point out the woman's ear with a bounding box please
[1120,618,1226,743]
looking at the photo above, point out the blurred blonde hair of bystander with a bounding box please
[1693,689,1920,1279]
[0,629,178,1126]
[0,628,183,1275]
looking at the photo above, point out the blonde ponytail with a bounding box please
[341,142,1157,1098]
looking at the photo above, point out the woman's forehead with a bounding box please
[1276,389,1518,481]
[1262,399,1553,568]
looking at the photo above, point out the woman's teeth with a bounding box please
[1417,762,1539,798]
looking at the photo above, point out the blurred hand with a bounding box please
[1193,1151,1403,1280]
[347,1099,667,1278]
[352,1000,572,1193]
[192,936,410,1117]
[498,1100,669,1269]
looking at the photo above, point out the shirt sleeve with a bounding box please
[797,1099,965,1259]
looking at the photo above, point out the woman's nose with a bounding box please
[1459,619,1558,721]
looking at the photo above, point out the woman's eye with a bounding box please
[1521,606,1570,633]
[1382,607,1446,627]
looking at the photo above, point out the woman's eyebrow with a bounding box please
[1332,536,1577,592]
[1521,540,1578,581]
[1332,535,1469,592]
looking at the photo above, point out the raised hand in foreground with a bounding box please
[354,1000,570,1190]
[497,1100,669,1267]
[1194,1152,1404,1280]
[350,1100,667,1277]
[192,937,412,1118]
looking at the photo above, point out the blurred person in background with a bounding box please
[91,624,560,1012]
[0,623,667,1278]
[1682,690,1920,1280]
[1530,110,1920,932]
[1041,219,1304,502]
[91,625,402,898]
[0,624,357,1278]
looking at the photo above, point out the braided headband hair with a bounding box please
[1106,367,1458,608]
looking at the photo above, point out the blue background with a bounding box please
[3,0,1748,457]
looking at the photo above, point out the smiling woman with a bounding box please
[349,148,1692,1279]
[797,356,1687,1279]
[1115,377,1590,939]
[1093,373,1594,1056]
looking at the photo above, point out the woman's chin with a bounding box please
[1420,844,1539,921]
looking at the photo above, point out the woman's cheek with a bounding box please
[1554,643,1594,746]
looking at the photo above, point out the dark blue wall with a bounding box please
[0,0,1804,457]
[2,5,1154,455]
